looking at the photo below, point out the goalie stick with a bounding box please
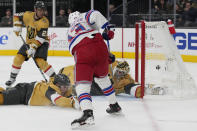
[19,35,48,82]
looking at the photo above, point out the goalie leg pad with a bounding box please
[124,83,141,98]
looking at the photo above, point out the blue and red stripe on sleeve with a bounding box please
[85,10,95,25]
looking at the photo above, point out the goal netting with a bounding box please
[135,21,197,98]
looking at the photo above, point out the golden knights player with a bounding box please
[91,60,166,97]
[5,1,55,86]
[59,60,165,98]
[58,60,141,97]
[91,60,142,97]
[0,73,79,109]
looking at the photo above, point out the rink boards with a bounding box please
[0,28,197,62]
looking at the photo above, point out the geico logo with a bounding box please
[0,35,8,45]
[173,32,197,50]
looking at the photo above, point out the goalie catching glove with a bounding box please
[26,44,37,58]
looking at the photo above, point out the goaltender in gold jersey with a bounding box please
[5,1,56,87]
[0,73,79,109]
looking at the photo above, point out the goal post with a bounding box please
[135,21,197,98]
[135,21,145,98]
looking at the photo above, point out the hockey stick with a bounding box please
[107,39,114,77]
[106,24,115,77]
[19,35,48,82]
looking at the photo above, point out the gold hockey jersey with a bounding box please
[29,81,74,108]
[14,11,49,47]
[59,61,136,95]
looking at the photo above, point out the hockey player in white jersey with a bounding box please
[67,10,121,128]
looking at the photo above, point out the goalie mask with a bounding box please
[114,61,130,78]
[68,11,80,25]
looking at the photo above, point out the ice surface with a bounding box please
[0,56,197,131]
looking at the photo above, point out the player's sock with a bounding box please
[5,65,21,87]
[5,73,17,86]
[102,85,117,104]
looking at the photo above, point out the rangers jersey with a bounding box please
[67,10,109,54]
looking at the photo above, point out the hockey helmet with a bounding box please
[34,1,46,9]
[53,74,71,88]
[68,11,80,25]
[115,60,130,77]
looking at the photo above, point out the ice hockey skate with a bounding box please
[71,109,95,129]
[5,78,16,87]
[106,102,122,114]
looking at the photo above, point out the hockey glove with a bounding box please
[102,30,114,40]
[13,21,22,36]
[109,52,115,64]
[102,24,115,40]
[26,44,37,58]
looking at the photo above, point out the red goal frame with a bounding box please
[135,21,145,98]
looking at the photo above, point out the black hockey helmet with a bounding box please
[53,74,71,88]
[34,1,46,9]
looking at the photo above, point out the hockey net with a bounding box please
[135,21,197,98]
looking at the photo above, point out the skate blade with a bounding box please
[71,122,95,130]
[109,110,124,116]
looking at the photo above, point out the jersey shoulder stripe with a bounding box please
[85,10,95,25]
